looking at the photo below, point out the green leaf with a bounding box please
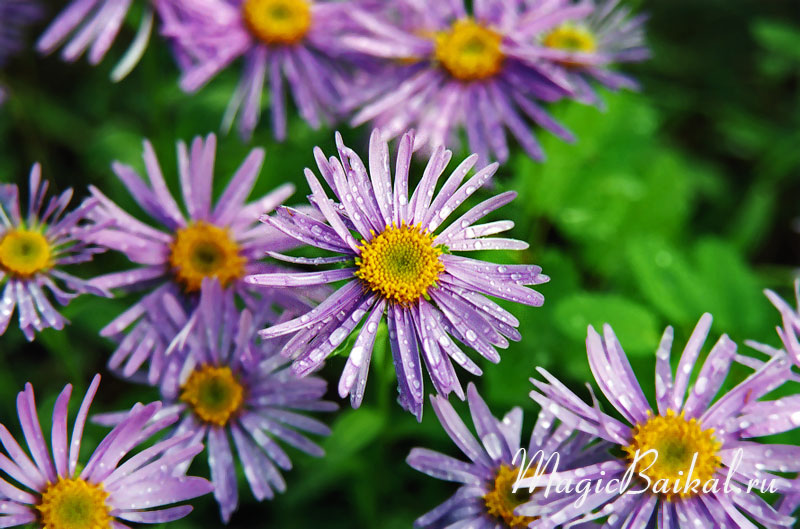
[752,19,800,62]
[553,293,660,354]
[323,408,386,461]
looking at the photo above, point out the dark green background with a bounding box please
[1,0,799,527]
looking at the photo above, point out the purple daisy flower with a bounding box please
[0,164,108,340]
[246,129,549,419]
[527,0,649,108]
[37,0,157,81]
[85,133,310,383]
[341,0,585,163]
[0,0,42,104]
[94,280,337,522]
[154,0,356,139]
[0,374,213,529]
[524,314,800,528]
[408,383,606,529]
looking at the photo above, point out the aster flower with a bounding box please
[0,0,42,104]
[155,0,356,139]
[524,314,800,528]
[37,0,155,81]
[0,374,213,529]
[341,0,587,163]
[408,383,606,529]
[94,280,337,522]
[526,0,649,108]
[246,129,548,419]
[0,164,108,340]
[86,133,310,383]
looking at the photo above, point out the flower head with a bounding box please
[0,375,213,529]
[246,129,548,419]
[531,0,649,107]
[408,383,606,528]
[37,0,155,81]
[155,0,357,139]
[94,280,336,522]
[341,0,588,163]
[86,134,312,383]
[525,314,799,528]
[0,164,108,340]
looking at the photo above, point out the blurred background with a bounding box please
[1,0,799,527]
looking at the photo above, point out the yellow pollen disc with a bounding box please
[542,24,597,54]
[483,465,537,528]
[37,478,112,529]
[354,223,445,306]
[180,365,245,427]
[623,410,722,499]
[242,0,312,45]
[169,221,246,293]
[435,19,505,81]
[0,229,52,277]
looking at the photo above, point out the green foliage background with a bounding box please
[1,0,799,527]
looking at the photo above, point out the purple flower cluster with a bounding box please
[410,309,800,528]
[34,0,648,160]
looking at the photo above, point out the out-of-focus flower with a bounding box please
[0,164,108,340]
[340,0,589,163]
[86,133,311,383]
[37,0,156,81]
[246,129,548,419]
[0,0,42,103]
[94,280,336,522]
[408,383,606,528]
[529,0,649,108]
[0,374,213,529]
[524,314,799,528]
[155,0,358,139]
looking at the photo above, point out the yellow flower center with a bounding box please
[542,24,597,54]
[242,0,311,45]
[354,223,445,306]
[623,410,722,499]
[37,478,111,529]
[169,221,246,293]
[483,465,537,529]
[0,229,52,277]
[435,19,505,81]
[180,365,245,427]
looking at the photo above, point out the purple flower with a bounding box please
[0,164,108,340]
[155,0,357,139]
[764,279,800,371]
[37,0,155,81]
[527,0,649,108]
[94,280,337,522]
[0,374,213,529]
[246,129,548,419]
[86,133,310,383]
[0,0,41,64]
[341,0,586,163]
[0,0,42,103]
[408,383,606,529]
[525,314,799,528]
